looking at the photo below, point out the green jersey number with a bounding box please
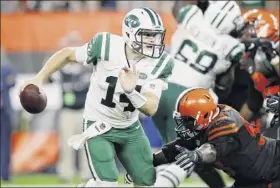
[175,39,218,74]
[101,76,142,112]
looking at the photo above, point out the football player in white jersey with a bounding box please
[20,7,174,187]
[153,0,245,148]
[150,1,246,187]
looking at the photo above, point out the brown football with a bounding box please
[19,84,47,114]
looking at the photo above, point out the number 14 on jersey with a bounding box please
[101,76,142,112]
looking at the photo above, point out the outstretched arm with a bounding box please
[36,47,78,83]
[20,32,104,90]
[175,135,240,170]
[19,47,80,92]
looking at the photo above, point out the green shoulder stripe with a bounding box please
[86,32,103,65]
[99,32,111,61]
[178,5,199,27]
[104,33,111,61]
[151,53,168,75]
[158,58,174,83]
[178,6,192,24]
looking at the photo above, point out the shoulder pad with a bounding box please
[86,32,111,65]
[151,52,174,78]
[178,5,203,27]
[207,113,239,141]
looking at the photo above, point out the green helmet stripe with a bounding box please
[149,8,162,26]
[142,7,156,26]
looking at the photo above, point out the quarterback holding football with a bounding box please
[20,7,174,187]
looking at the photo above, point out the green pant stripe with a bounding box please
[83,119,99,181]
[84,142,96,180]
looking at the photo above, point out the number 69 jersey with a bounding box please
[74,32,174,128]
[169,5,245,89]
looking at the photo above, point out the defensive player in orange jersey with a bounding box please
[152,87,280,188]
[242,9,279,73]
[239,9,280,188]
[239,9,279,123]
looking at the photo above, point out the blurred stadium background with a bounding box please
[0,0,279,187]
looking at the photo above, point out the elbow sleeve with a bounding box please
[153,150,168,167]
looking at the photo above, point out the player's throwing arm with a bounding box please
[19,47,77,93]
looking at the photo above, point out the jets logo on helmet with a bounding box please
[122,7,166,58]
[125,15,140,28]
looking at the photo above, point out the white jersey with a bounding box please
[169,5,245,89]
[75,32,174,128]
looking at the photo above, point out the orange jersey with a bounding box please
[251,72,279,96]
[206,104,262,143]
[204,104,278,181]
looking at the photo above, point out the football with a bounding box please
[19,84,47,114]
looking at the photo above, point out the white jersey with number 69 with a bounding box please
[169,5,245,89]
[74,32,174,129]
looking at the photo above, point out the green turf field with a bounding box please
[1,173,233,187]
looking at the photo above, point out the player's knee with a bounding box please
[133,166,156,186]
[88,159,119,183]
[87,139,114,163]
[132,141,156,186]
[154,164,186,187]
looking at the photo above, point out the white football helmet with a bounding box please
[204,1,244,35]
[122,7,166,58]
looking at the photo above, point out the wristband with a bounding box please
[125,90,147,108]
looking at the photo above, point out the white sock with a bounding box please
[85,179,99,187]
[154,164,187,187]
